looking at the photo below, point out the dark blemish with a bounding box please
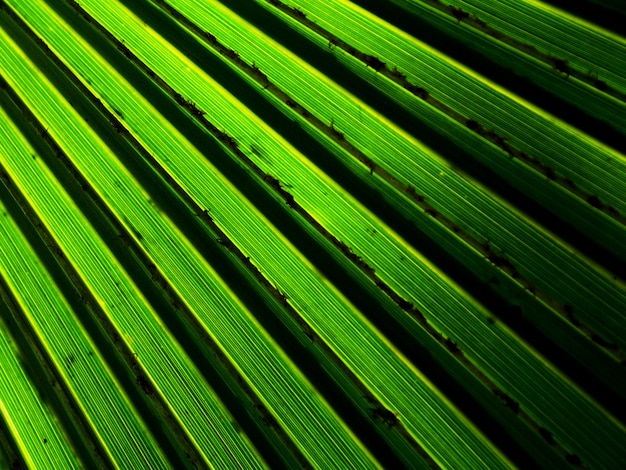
[493,134,508,147]
[330,118,345,141]
[451,7,470,24]
[148,263,159,281]
[109,117,122,133]
[606,206,620,217]
[118,233,131,247]
[466,119,480,131]
[255,404,279,429]
[566,454,581,465]
[367,405,399,429]
[494,389,519,414]
[190,105,206,118]
[391,66,406,79]
[172,92,185,105]
[293,8,306,19]
[77,290,92,308]
[284,191,296,208]
[485,245,516,272]
[364,55,385,72]
[223,49,239,60]
[550,57,571,78]
[136,374,153,395]
[251,62,269,88]
[43,438,47,444]
[565,308,581,327]
[590,334,615,349]
[594,79,608,91]
[587,195,602,209]
[219,133,239,149]
[391,65,406,80]
[118,42,132,59]
[539,426,555,444]
[445,338,460,354]
[172,299,183,311]
[470,13,488,27]
[277,291,289,306]
[301,320,316,343]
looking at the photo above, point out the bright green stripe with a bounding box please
[456,0,626,91]
[9,0,502,464]
[0,352,78,469]
[1,3,372,467]
[370,64,626,261]
[86,1,626,466]
[279,0,626,206]
[0,24,263,469]
[165,0,626,408]
[41,0,513,466]
[0,110,169,468]
[248,0,626,334]
[0,252,80,468]
[268,0,626,207]
[172,0,626,280]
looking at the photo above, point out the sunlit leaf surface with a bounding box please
[1,0,625,468]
